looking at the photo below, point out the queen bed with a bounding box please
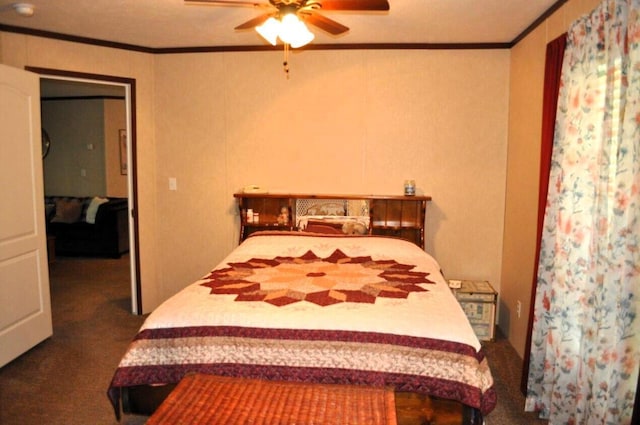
[108,231,496,423]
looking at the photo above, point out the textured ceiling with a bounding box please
[0,0,561,49]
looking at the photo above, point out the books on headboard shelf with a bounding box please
[233,193,432,249]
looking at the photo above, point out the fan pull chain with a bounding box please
[283,43,290,79]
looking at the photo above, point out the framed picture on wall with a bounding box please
[119,129,127,175]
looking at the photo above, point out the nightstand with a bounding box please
[451,280,497,341]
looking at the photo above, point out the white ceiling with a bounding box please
[0,0,561,49]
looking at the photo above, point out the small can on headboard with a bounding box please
[404,180,416,196]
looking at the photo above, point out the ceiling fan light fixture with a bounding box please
[278,13,314,48]
[255,17,281,46]
[287,27,314,48]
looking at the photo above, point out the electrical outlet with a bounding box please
[516,300,522,318]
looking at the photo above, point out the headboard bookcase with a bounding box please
[233,193,432,249]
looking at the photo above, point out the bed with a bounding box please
[108,231,496,423]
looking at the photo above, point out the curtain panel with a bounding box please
[526,0,640,424]
[521,33,567,396]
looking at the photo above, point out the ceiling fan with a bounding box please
[185,0,390,47]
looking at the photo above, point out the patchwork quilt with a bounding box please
[108,233,496,416]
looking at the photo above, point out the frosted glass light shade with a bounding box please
[256,17,281,46]
[287,24,314,48]
[256,13,314,48]
[279,14,314,48]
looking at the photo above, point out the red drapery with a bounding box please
[520,33,566,395]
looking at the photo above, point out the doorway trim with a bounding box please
[27,66,142,314]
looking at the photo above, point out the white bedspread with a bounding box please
[144,233,481,351]
[108,233,496,417]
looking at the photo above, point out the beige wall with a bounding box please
[502,0,602,358]
[41,98,126,198]
[42,99,107,197]
[1,32,508,317]
[153,49,510,299]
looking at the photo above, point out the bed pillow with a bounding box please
[307,220,343,230]
[302,220,344,234]
[85,196,109,224]
[304,223,344,234]
[341,221,368,235]
[50,198,83,224]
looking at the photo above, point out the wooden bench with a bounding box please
[143,374,473,425]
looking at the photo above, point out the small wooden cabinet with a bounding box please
[233,193,431,248]
[451,280,497,341]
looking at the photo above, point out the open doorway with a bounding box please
[30,67,141,314]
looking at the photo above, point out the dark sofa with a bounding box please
[45,196,129,258]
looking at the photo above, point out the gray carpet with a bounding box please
[481,334,547,424]
[0,255,546,424]
[0,255,147,425]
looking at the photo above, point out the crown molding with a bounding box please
[0,1,569,54]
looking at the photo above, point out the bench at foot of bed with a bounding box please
[120,377,483,425]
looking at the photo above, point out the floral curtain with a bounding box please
[525,0,640,424]
[521,33,567,395]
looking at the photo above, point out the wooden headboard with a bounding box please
[233,193,431,249]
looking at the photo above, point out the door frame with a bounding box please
[27,66,142,314]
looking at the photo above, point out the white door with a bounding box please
[0,64,52,367]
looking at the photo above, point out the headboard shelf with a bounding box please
[233,193,431,248]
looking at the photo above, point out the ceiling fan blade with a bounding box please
[184,0,270,8]
[316,0,389,11]
[234,13,272,30]
[303,13,349,35]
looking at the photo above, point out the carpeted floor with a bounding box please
[0,255,547,425]
[0,255,147,425]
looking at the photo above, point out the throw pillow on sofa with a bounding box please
[85,196,109,224]
[50,198,83,224]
